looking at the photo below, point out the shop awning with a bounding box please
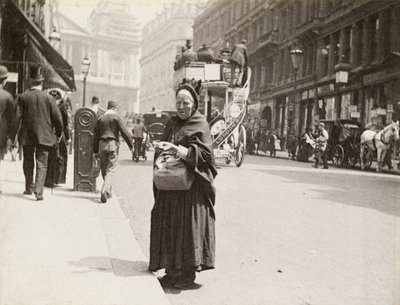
[8,1,76,91]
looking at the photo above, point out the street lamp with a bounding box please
[81,56,91,107]
[334,60,351,118]
[49,27,61,51]
[290,48,303,73]
[289,47,303,137]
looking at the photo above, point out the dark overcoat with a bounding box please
[230,43,248,67]
[16,89,63,147]
[0,88,15,157]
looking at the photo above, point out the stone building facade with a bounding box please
[193,0,400,145]
[58,1,141,114]
[139,1,203,113]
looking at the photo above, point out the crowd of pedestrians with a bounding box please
[245,122,330,168]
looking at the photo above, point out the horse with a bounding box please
[360,120,399,172]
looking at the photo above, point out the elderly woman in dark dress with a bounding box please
[149,81,217,289]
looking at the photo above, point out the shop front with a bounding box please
[0,0,75,93]
[298,88,317,135]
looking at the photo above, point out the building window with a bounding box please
[258,16,264,37]
[265,10,271,33]
[261,64,266,86]
[281,9,287,40]
[265,58,273,83]
[369,15,379,62]
[278,49,284,81]
[322,36,329,76]
[343,26,352,63]
[355,20,364,66]
[234,1,239,21]
[241,1,245,17]
[332,31,340,66]
[245,0,250,14]
[90,49,98,77]
[294,0,301,26]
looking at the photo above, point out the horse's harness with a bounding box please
[372,127,392,150]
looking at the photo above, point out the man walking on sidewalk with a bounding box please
[0,65,16,194]
[90,96,105,118]
[93,101,133,203]
[15,66,63,200]
[131,118,147,162]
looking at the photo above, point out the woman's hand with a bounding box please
[158,141,178,152]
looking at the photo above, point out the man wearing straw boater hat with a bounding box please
[14,65,63,201]
[0,65,16,194]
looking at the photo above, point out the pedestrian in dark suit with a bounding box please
[15,66,63,201]
[45,89,70,187]
[0,65,16,193]
[229,39,248,87]
[93,101,133,203]
[90,96,105,117]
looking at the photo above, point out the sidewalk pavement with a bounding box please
[0,157,169,305]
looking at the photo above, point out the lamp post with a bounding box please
[290,47,303,137]
[81,56,91,107]
[334,60,351,119]
[49,27,61,51]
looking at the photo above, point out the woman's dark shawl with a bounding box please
[154,110,217,204]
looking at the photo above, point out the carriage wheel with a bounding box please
[234,125,246,167]
[348,148,360,169]
[362,148,373,170]
[332,145,345,167]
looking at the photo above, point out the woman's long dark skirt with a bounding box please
[149,178,215,273]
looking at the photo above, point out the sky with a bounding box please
[58,0,180,29]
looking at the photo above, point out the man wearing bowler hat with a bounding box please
[93,101,133,203]
[0,65,16,193]
[14,65,63,200]
[90,96,105,117]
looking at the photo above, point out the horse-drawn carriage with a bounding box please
[143,111,176,143]
[319,119,362,168]
[173,62,251,167]
[319,119,400,171]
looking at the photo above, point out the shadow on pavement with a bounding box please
[259,168,400,217]
[0,192,36,201]
[118,159,153,167]
[50,190,99,203]
[69,256,152,277]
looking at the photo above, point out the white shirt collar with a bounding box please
[104,109,115,115]
[31,85,42,91]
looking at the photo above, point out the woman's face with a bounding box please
[176,90,195,120]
